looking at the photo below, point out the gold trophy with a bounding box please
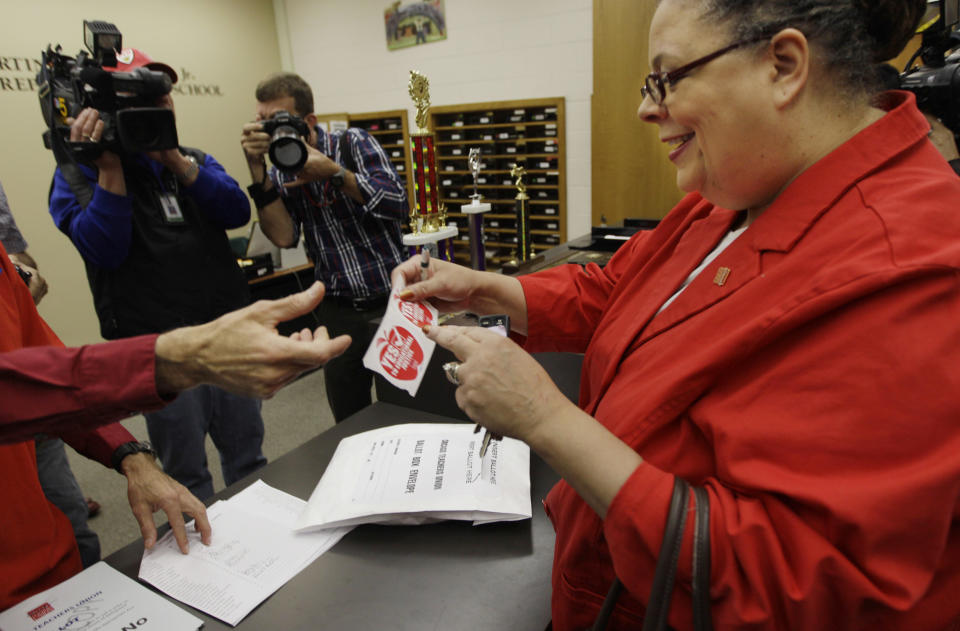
[511,163,533,263]
[403,70,458,258]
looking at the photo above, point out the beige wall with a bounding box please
[279,0,594,239]
[0,0,281,346]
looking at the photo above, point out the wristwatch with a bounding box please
[111,440,157,473]
[178,155,199,183]
[330,166,347,188]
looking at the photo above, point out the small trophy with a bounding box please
[402,70,458,260]
[460,148,491,270]
[511,163,533,263]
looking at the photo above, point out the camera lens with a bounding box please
[268,126,308,172]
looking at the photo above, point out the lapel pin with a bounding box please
[713,266,731,286]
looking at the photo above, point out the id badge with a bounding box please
[158,191,185,224]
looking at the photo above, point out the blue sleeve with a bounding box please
[49,165,134,270]
[348,129,410,221]
[186,153,251,229]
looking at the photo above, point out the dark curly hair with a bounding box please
[699,0,926,95]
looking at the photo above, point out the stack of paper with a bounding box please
[0,561,201,631]
[295,423,532,531]
[138,480,352,626]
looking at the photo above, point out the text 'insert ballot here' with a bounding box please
[295,423,532,530]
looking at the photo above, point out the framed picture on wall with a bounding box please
[384,0,447,51]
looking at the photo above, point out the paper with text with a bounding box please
[295,423,531,531]
[362,277,438,395]
[0,561,201,631]
[138,480,352,626]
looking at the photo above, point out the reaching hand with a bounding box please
[154,282,352,398]
[121,452,211,553]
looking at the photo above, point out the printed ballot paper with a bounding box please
[295,423,532,531]
[137,480,352,626]
[362,278,438,396]
[0,561,201,631]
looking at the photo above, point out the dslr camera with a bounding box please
[36,20,178,162]
[261,110,311,172]
[898,0,960,133]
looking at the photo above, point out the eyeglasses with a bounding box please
[641,36,768,105]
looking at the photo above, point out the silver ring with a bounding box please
[442,361,461,386]
[82,134,93,140]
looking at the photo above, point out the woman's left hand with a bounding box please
[424,324,573,443]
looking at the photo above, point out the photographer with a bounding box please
[241,73,409,422]
[48,48,267,502]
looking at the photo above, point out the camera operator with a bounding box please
[48,48,267,502]
[241,72,409,422]
[878,62,960,174]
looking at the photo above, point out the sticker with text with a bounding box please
[363,278,437,396]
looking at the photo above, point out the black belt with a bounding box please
[325,293,389,311]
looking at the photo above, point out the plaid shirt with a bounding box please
[271,126,408,298]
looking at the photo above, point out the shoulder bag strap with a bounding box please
[641,476,691,631]
[692,486,712,631]
[591,477,712,631]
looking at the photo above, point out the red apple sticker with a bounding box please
[394,293,434,328]
[377,326,424,380]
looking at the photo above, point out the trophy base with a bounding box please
[402,225,459,246]
[461,200,492,214]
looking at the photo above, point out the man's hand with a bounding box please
[8,253,48,305]
[153,282,352,398]
[69,107,125,195]
[282,144,339,188]
[121,451,211,553]
[241,121,271,183]
[146,149,199,186]
[16,262,47,305]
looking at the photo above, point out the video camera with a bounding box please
[899,0,960,133]
[262,110,310,172]
[36,20,178,162]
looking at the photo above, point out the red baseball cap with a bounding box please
[104,48,178,84]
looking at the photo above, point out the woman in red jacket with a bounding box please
[395,0,960,628]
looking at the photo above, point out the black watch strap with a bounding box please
[330,166,347,188]
[112,441,157,473]
[247,181,281,209]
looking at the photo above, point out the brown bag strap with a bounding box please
[692,485,712,631]
[591,477,713,631]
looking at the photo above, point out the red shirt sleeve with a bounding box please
[0,336,171,457]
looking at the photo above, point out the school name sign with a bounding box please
[0,54,223,97]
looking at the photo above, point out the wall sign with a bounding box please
[0,52,223,98]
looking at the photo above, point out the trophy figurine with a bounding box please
[460,148,491,270]
[511,163,533,263]
[402,70,458,260]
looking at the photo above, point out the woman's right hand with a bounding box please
[393,254,528,333]
[392,255,482,314]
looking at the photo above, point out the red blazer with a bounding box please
[520,92,960,630]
